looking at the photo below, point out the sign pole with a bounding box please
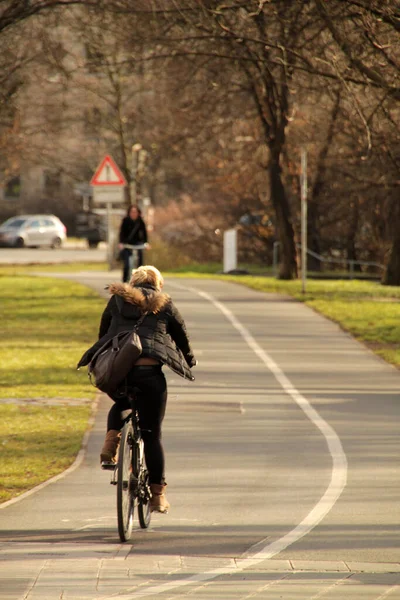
[131,143,142,206]
[90,154,127,271]
[106,202,113,270]
[301,147,308,294]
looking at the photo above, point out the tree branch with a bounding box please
[315,0,400,99]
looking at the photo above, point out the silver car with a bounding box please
[0,214,67,248]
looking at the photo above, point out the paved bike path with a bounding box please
[0,274,399,599]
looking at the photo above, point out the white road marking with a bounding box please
[376,585,400,600]
[97,283,348,599]
[307,574,352,599]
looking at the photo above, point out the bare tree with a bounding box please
[0,22,42,208]
[113,1,325,278]
[0,1,97,34]
[3,0,398,279]
[313,0,400,283]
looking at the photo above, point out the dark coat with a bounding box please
[119,216,147,245]
[77,282,196,381]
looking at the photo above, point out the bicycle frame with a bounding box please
[121,243,146,272]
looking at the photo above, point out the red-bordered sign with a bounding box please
[90,155,127,186]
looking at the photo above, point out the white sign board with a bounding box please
[223,228,237,273]
[92,186,125,204]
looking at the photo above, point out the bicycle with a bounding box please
[103,391,152,542]
[121,243,147,271]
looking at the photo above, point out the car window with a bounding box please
[28,220,42,229]
[42,218,55,227]
[2,218,27,228]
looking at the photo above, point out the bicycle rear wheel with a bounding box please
[134,439,151,529]
[117,421,134,542]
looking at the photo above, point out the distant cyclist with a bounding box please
[118,205,148,282]
[78,266,196,513]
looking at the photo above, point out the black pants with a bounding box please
[121,248,144,283]
[108,365,167,485]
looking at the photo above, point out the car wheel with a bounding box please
[88,240,99,248]
[51,237,62,249]
[15,237,24,248]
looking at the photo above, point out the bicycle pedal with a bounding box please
[101,461,117,471]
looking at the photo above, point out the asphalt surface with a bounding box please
[0,243,106,264]
[1,272,399,599]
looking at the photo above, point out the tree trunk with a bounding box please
[346,199,361,272]
[382,197,400,285]
[269,158,298,279]
[308,89,341,272]
[307,200,322,272]
[346,239,362,273]
[383,234,400,285]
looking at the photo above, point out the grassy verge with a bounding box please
[0,272,103,503]
[0,404,92,503]
[0,274,104,398]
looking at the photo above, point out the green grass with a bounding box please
[0,274,104,398]
[0,404,91,503]
[167,262,274,275]
[0,272,103,504]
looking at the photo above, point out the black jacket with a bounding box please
[119,216,147,245]
[78,282,196,381]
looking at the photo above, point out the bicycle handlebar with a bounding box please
[121,243,147,250]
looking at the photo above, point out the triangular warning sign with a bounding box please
[90,155,127,186]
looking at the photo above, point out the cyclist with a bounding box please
[118,205,148,282]
[78,265,196,513]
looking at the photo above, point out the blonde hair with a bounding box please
[129,265,164,290]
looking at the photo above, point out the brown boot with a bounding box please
[100,430,120,464]
[150,484,170,513]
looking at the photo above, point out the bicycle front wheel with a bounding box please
[117,421,134,542]
[134,439,151,529]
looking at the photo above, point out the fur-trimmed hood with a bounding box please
[77,281,195,380]
[106,282,170,314]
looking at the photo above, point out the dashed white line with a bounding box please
[376,585,400,600]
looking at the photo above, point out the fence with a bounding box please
[272,242,385,279]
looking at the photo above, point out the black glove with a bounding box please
[76,349,92,369]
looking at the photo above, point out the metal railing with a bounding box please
[272,241,385,279]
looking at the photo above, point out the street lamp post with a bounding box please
[130,143,142,205]
[300,147,308,294]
